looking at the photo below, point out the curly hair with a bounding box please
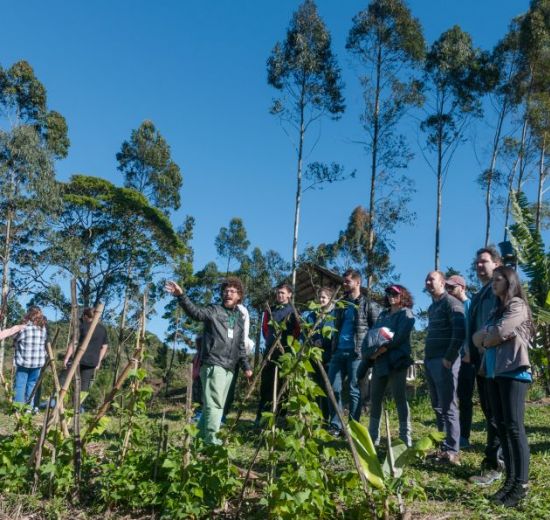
[221,277,245,303]
[24,306,47,328]
[384,285,414,309]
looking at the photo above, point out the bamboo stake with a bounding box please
[31,397,52,494]
[73,365,82,492]
[153,410,166,481]
[182,361,193,469]
[268,366,278,486]
[45,340,70,438]
[120,292,147,461]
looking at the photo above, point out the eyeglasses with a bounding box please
[445,285,458,291]
[386,290,400,297]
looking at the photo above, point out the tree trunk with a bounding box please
[0,206,13,376]
[291,86,306,291]
[435,123,443,271]
[535,134,546,234]
[366,37,382,292]
[484,99,508,246]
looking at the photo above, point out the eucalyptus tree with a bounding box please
[0,60,69,372]
[346,0,424,290]
[421,26,488,269]
[478,23,524,245]
[116,120,182,212]
[215,217,250,275]
[519,0,550,233]
[267,0,345,289]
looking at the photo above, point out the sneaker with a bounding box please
[437,451,461,466]
[500,483,528,508]
[470,469,502,486]
[327,426,342,438]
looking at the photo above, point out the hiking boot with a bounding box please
[500,483,528,508]
[489,479,514,503]
[469,468,502,486]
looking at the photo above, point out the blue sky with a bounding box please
[1,0,545,338]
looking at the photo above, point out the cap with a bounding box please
[446,275,466,289]
[385,285,401,295]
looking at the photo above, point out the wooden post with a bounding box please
[31,398,52,494]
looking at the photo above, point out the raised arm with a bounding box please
[0,324,25,341]
[165,280,213,322]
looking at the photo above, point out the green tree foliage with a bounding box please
[214,217,250,275]
[421,26,490,269]
[311,206,395,289]
[37,175,184,310]
[116,120,183,212]
[0,60,69,371]
[346,0,424,289]
[267,0,345,288]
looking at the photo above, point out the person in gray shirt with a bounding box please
[424,271,465,465]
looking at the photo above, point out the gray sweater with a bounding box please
[425,292,465,363]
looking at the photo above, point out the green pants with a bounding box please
[199,364,234,445]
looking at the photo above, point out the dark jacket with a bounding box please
[177,292,251,373]
[425,292,465,363]
[262,303,300,353]
[365,307,415,377]
[331,294,381,357]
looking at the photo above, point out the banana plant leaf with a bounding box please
[348,419,386,489]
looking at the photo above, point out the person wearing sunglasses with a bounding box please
[366,284,415,447]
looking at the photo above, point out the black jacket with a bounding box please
[177,292,251,373]
[331,294,381,357]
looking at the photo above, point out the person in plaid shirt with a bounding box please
[13,306,48,409]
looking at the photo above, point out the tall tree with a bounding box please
[478,23,523,245]
[0,60,69,373]
[421,26,488,269]
[519,0,550,233]
[215,217,250,275]
[267,0,345,289]
[346,0,424,290]
[116,120,184,340]
[116,120,183,212]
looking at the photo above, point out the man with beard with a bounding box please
[166,277,252,445]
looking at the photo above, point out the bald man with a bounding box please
[424,271,466,466]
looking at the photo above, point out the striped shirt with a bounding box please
[14,324,48,368]
[425,292,465,362]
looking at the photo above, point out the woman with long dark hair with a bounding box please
[473,266,533,507]
[365,284,415,447]
[13,306,48,410]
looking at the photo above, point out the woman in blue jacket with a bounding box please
[365,285,415,447]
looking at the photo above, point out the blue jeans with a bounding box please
[425,357,460,454]
[328,350,361,430]
[14,366,41,407]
